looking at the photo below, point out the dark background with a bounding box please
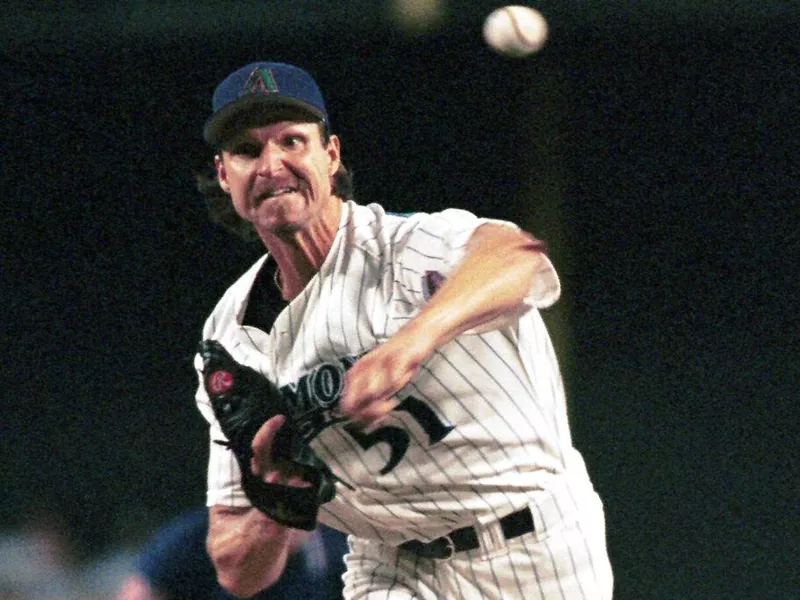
[3,2,798,598]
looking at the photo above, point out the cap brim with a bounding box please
[204,95,326,146]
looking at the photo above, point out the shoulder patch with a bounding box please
[422,270,446,301]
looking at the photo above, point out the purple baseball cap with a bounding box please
[204,62,329,145]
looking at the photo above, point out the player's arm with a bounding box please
[341,222,547,423]
[206,415,309,597]
[408,222,548,343]
[207,504,298,597]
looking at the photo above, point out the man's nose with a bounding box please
[255,142,285,176]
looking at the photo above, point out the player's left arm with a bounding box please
[340,222,547,425]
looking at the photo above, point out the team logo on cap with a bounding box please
[240,67,278,97]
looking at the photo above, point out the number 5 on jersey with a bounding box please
[345,396,454,475]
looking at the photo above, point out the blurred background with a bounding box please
[3,1,798,598]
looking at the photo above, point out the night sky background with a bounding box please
[3,2,798,598]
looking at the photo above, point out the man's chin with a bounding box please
[270,222,302,236]
[249,196,314,237]
[251,213,302,237]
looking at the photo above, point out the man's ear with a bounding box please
[215,155,231,193]
[326,135,341,176]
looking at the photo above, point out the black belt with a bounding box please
[398,507,534,559]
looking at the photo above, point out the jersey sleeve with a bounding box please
[193,258,269,509]
[194,352,251,508]
[391,208,560,331]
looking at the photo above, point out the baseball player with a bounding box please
[194,62,613,599]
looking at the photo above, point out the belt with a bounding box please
[398,507,535,559]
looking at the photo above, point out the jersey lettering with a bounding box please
[345,423,409,475]
[396,396,454,445]
[345,395,454,475]
[280,361,348,445]
[279,356,454,475]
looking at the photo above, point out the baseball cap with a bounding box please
[204,62,328,146]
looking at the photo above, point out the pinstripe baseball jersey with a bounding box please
[195,200,598,548]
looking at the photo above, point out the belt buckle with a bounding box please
[434,534,456,561]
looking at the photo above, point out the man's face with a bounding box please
[216,120,341,236]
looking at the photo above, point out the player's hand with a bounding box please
[339,331,431,428]
[251,415,311,488]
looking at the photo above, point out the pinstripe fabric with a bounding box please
[342,484,612,599]
[194,201,612,597]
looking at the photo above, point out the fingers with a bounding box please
[286,474,312,488]
[252,415,286,465]
[251,415,288,477]
[339,369,397,428]
[340,353,410,413]
[347,396,400,430]
[251,415,312,488]
[262,469,312,489]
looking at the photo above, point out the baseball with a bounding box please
[483,5,548,57]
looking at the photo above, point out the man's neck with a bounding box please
[261,201,343,300]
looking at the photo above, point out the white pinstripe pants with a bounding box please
[342,488,613,600]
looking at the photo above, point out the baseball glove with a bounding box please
[198,339,337,531]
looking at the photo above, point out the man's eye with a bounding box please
[282,135,304,149]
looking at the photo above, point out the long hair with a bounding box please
[197,124,354,243]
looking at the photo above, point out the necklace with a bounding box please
[273,267,285,298]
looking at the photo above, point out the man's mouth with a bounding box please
[268,186,298,197]
[255,186,299,205]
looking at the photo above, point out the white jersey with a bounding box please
[195,200,596,548]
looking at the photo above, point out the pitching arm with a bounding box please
[340,222,549,424]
